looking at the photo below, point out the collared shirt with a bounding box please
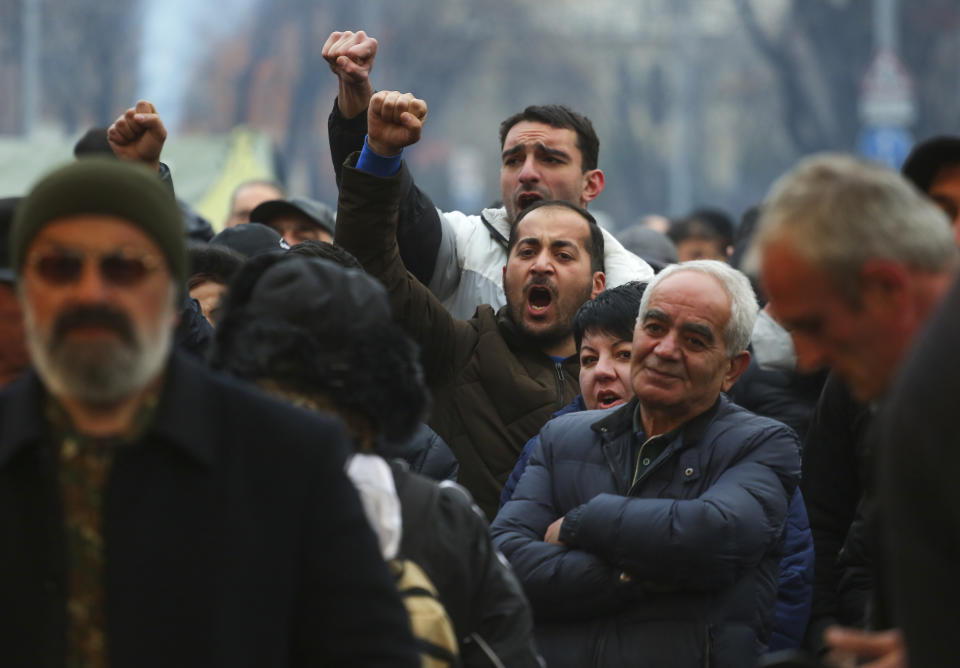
[630,403,680,487]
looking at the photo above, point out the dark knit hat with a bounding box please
[11,158,186,285]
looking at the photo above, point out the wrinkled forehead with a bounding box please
[642,271,731,330]
[503,121,580,154]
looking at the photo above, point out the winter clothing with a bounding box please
[0,352,419,668]
[801,374,876,654]
[500,393,814,652]
[500,394,813,652]
[335,162,580,518]
[328,101,654,320]
[391,461,542,667]
[12,159,187,286]
[877,275,960,667]
[491,396,800,668]
[210,222,288,258]
[381,423,459,482]
[250,197,336,237]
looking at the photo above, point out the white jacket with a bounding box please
[427,206,654,320]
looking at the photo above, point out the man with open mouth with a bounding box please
[335,90,613,518]
[323,29,652,320]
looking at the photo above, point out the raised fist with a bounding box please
[367,91,428,157]
[106,100,166,172]
[322,30,378,118]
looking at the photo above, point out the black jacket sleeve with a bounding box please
[328,99,443,286]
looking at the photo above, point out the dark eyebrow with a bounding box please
[642,308,670,323]
[550,240,578,252]
[535,143,571,161]
[502,145,524,161]
[680,322,715,343]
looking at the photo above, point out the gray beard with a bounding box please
[24,313,172,407]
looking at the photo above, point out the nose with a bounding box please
[652,331,681,359]
[594,353,616,379]
[70,259,111,303]
[530,248,554,275]
[518,155,540,185]
[791,334,827,373]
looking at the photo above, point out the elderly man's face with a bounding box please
[225,182,283,228]
[631,271,743,421]
[761,240,902,401]
[19,215,177,404]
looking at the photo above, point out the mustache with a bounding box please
[523,276,558,296]
[52,305,136,347]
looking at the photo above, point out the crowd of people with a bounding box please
[0,26,958,668]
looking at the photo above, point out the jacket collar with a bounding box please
[591,394,726,447]
[0,351,218,470]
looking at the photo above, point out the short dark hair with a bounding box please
[499,105,600,172]
[669,208,735,246]
[286,240,362,269]
[509,200,605,273]
[573,281,646,351]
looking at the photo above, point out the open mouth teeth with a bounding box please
[597,392,621,407]
[528,287,552,312]
[518,193,542,210]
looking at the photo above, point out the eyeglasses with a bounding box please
[28,247,162,287]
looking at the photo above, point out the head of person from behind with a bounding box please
[573,281,647,411]
[11,159,185,421]
[631,261,756,435]
[502,200,606,358]
[498,105,605,224]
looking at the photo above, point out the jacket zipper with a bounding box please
[554,361,565,410]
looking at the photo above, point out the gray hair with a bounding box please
[748,153,956,301]
[637,260,758,357]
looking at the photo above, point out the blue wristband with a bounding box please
[356,137,402,176]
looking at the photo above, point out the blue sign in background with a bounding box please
[858,125,913,170]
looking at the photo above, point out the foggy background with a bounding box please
[1,0,958,231]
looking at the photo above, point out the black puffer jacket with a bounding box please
[392,463,542,667]
[491,397,800,668]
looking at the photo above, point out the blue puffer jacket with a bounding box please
[491,396,800,668]
[500,395,814,652]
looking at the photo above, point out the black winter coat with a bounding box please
[491,396,800,668]
[0,352,418,668]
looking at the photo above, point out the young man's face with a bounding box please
[502,206,604,355]
[579,328,633,410]
[499,121,603,223]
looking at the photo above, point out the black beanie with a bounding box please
[11,158,186,285]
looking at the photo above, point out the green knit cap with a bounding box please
[11,158,186,285]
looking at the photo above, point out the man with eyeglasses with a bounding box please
[0,159,419,667]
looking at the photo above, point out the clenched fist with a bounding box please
[106,100,166,172]
[367,91,428,157]
[322,30,378,119]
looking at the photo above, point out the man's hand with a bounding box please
[322,30,377,119]
[106,100,166,172]
[544,516,566,545]
[367,91,427,157]
[823,627,907,668]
